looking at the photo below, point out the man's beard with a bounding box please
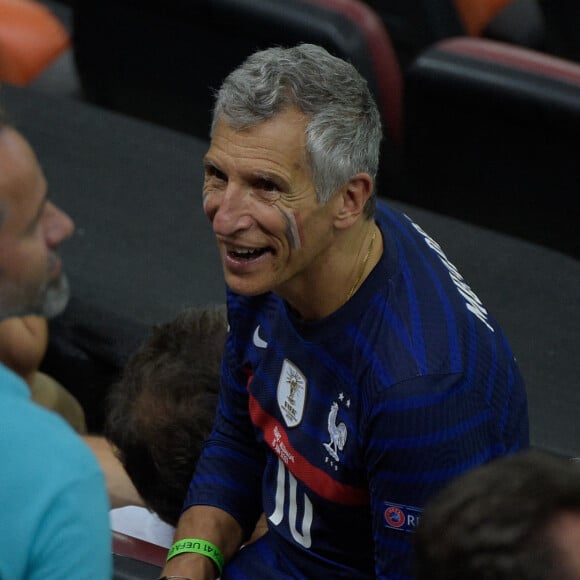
[0,272,70,320]
[39,272,70,318]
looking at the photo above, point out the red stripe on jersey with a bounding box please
[248,393,369,506]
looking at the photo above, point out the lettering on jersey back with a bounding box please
[410,219,494,333]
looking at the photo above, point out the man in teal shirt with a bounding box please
[0,106,112,579]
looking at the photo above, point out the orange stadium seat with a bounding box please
[453,0,512,35]
[0,0,70,85]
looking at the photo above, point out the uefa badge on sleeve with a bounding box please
[383,501,423,533]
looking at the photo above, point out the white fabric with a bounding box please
[110,506,175,548]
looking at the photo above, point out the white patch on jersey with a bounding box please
[323,401,348,462]
[277,359,307,428]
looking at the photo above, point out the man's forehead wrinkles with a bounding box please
[211,128,293,156]
[216,144,287,166]
[209,147,291,178]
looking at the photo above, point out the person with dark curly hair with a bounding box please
[105,305,226,527]
[414,449,580,580]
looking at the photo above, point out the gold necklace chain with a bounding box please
[345,229,376,302]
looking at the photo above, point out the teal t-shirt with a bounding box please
[0,363,112,579]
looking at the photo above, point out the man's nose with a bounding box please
[206,184,254,235]
[44,201,75,248]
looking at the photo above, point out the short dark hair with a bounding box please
[105,305,227,526]
[414,449,580,580]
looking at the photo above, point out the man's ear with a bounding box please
[334,173,373,229]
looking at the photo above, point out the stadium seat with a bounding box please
[363,0,545,68]
[112,532,164,579]
[72,0,402,147]
[363,0,463,68]
[0,0,70,85]
[72,0,404,189]
[540,0,580,63]
[453,0,513,35]
[401,36,580,259]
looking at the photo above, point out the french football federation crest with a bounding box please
[277,359,306,428]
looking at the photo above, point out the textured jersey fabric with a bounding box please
[0,362,112,580]
[185,201,529,578]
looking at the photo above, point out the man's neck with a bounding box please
[280,220,382,321]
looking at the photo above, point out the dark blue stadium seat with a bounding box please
[363,0,545,68]
[401,36,580,258]
[72,0,402,145]
[72,0,403,190]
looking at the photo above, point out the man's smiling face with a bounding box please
[202,107,339,300]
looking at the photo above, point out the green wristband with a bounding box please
[166,538,224,576]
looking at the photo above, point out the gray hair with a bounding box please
[211,43,382,218]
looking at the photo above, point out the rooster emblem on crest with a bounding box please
[323,401,347,462]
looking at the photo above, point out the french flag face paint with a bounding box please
[277,205,303,250]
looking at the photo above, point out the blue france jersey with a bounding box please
[185,202,529,578]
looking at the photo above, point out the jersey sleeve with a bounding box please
[184,333,265,539]
[366,370,529,577]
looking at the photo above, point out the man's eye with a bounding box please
[250,179,282,205]
[256,178,279,192]
[205,165,227,182]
